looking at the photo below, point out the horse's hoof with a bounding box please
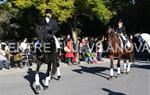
[51,76,53,80]
[122,72,126,74]
[36,85,41,90]
[108,76,113,80]
[126,72,129,74]
[115,74,120,78]
[44,86,48,90]
[58,76,61,80]
[6,67,10,69]
[35,85,41,94]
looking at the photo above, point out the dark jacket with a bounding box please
[36,17,59,42]
[34,17,59,60]
[116,26,126,35]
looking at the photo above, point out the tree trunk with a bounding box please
[70,14,78,44]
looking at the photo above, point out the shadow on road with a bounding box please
[132,64,150,70]
[24,68,46,94]
[72,65,111,79]
[134,52,150,61]
[102,88,126,95]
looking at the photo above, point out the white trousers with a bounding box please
[53,36,60,49]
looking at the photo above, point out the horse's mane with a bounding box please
[35,23,57,59]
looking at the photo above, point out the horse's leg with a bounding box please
[55,41,61,79]
[123,58,127,74]
[44,62,51,90]
[117,57,121,77]
[108,56,114,80]
[56,60,61,80]
[127,54,132,74]
[35,61,42,93]
[127,62,131,74]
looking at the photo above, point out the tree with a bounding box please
[125,0,150,34]
[37,0,113,42]
[0,1,20,40]
[1,0,114,40]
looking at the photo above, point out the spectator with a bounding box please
[96,38,103,62]
[80,37,90,61]
[85,49,93,64]
[64,35,74,65]
[0,43,10,70]
[73,39,80,64]
[19,38,30,67]
[19,38,28,53]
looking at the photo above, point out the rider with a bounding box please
[35,9,60,52]
[116,19,130,48]
[45,9,60,50]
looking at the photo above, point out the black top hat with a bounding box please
[118,19,123,23]
[45,9,53,14]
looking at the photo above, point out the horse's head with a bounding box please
[107,27,121,49]
[107,28,116,36]
[107,28,118,42]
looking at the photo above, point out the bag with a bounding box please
[64,46,71,52]
[14,52,23,61]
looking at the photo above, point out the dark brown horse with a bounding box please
[107,28,134,80]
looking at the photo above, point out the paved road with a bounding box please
[0,60,149,95]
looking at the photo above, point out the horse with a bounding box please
[134,33,150,48]
[33,38,61,94]
[33,32,61,94]
[107,28,134,80]
[133,33,150,61]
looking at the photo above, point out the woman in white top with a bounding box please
[19,38,28,53]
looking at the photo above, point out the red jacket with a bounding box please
[65,40,74,58]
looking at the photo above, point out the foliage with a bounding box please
[1,0,137,40]
[37,0,113,24]
[37,0,75,22]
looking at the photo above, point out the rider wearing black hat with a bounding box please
[116,19,126,35]
[116,19,129,48]
[36,9,60,49]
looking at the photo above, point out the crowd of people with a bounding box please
[0,19,136,70]
[0,35,105,70]
[0,38,33,70]
[1,9,149,70]
[63,35,104,66]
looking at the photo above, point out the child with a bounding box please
[85,49,93,64]
[92,52,97,64]
[65,35,74,65]
[96,40,103,62]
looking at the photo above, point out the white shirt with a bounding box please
[0,49,6,56]
[19,42,28,52]
[45,17,50,23]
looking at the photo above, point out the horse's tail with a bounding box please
[132,49,135,64]
[51,59,58,76]
[129,38,135,64]
[129,43,135,64]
